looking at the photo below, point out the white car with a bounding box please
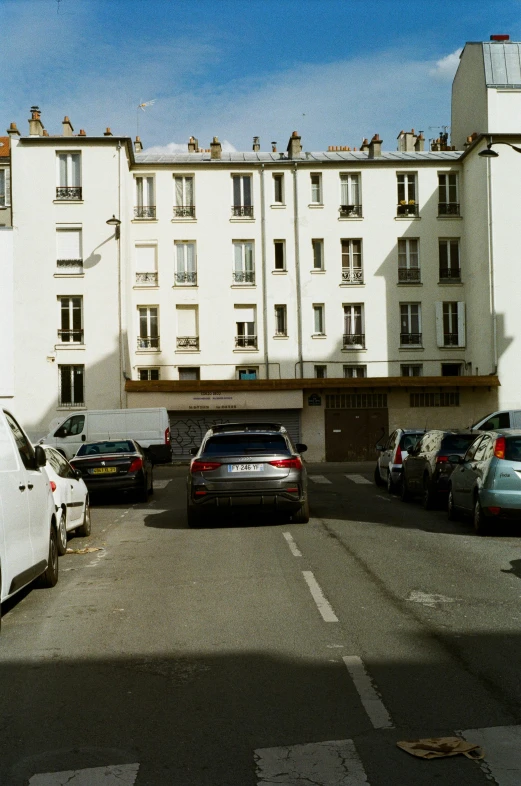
[42,446,91,555]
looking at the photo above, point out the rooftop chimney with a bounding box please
[271,141,277,153]
[368,133,382,159]
[28,106,44,137]
[7,122,20,137]
[287,130,302,159]
[43,129,49,137]
[414,132,425,152]
[210,136,222,160]
[134,136,143,152]
[79,129,86,136]
[360,138,369,153]
[397,129,416,152]
[104,127,113,136]
[490,34,510,41]
[252,136,260,152]
[62,116,74,136]
[188,136,197,153]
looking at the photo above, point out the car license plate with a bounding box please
[91,467,117,474]
[228,464,264,472]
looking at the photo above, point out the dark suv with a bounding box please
[186,423,308,527]
[401,429,478,509]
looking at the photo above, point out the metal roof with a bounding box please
[136,150,461,165]
[483,42,521,87]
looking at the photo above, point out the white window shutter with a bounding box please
[435,301,444,347]
[5,168,10,206]
[457,301,466,347]
[235,305,255,323]
[135,245,156,272]
[57,229,82,259]
[177,306,197,336]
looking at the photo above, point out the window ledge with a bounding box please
[0,206,11,210]
[172,284,199,289]
[395,216,421,221]
[231,284,257,289]
[233,348,259,353]
[131,219,159,224]
[53,272,85,278]
[398,346,424,351]
[439,345,466,351]
[338,216,364,221]
[438,281,463,286]
[308,204,324,209]
[270,204,286,209]
[272,270,288,275]
[437,215,463,220]
[171,218,197,223]
[175,349,201,354]
[310,269,326,274]
[397,282,423,287]
[135,349,161,354]
[133,285,160,290]
[53,200,84,205]
[341,347,367,352]
[57,405,86,410]
[311,334,327,339]
[273,335,289,340]
[229,218,255,223]
[339,283,365,287]
[55,344,86,351]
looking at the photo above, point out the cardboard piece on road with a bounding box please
[65,547,103,554]
[397,736,484,760]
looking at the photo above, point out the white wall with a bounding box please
[0,228,14,398]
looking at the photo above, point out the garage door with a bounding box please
[169,410,302,460]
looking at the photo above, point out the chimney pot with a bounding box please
[188,135,197,153]
[368,134,383,158]
[7,122,20,137]
[28,106,44,136]
[287,130,302,159]
[62,116,74,136]
[210,136,222,160]
[491,34,510,41]
[104,127,113,136]
[134,135,143,152]
[271,142,277,152]
[252,136,260,152]
[43,130,49,137]
[79,129,86,136]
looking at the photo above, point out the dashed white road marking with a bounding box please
[309,474,333,484]
[255,739,369,785]
[282,531,302,557]
[29,763,140,785]
[153,479,171,489]
[302,571,339,622]
[345,474,372,485]
[375,494,392,502]
[460,725,521,785]
[342,656,393,729]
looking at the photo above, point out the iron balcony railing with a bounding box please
[135,272,158,285]
[343,333,365,348]
[134,206,156,219]
[235,335,257,348]
[232,205,254,218]
[173,205,196,218]
[57,259,83,271]
[398,267,421,283]
[57,328,83,343]
[339,204,362,218]
[233,270,255,284]
[444,333,459,346]
[138,336,160,350]
[438,202,460,216]
[176,336,199,350]
[174,271,197,285]
[439,267,461,281]
[400,332,422,345]
[397,203,419,217]
[341,268,364,284]
[56,186,82,200]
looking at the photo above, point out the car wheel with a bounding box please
[292,497,310,524]
[76,499,91,537]
[57,508,68,556]
[187,506,202,528]
[37,523,59,588]
[137,476,149,503]
[447,488,460,521]
[422,476,436,510]
[473,497,490,535]
[400,475,412,502]
[374,465,384,486]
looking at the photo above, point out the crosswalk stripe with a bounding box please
[153,479,171,489]
[460,726,521,785]
[345,474,372,485]
[342,656,393,729]
[29,763,140,785]
[255,739,369,785]
[309,474,333,484]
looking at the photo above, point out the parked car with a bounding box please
[0,408,58,625]
[447,429,521,534]
[374,429,424,493]
[186,423,309,527]
[69,439,153,501]
[401,429,478,508]
[42,445,90,554]
[471,409,521,431]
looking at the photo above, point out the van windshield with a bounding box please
[77,440,136,456]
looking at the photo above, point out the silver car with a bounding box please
[186,423,309,527]
[375,429,424,493]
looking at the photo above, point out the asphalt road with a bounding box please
[2,462,521,785]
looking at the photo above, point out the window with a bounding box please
[274,240,285,270]
[174,175,195,218]
[441,363,462,376]
[179,367,200,381]
[233,241,255,284]
[343,304,364,347]
[58,296,83,343]
[310,173,322,204]
[401,364,423,376]
[138,306,159,349]
[344,365,367,378]
[5,411,36,469]
[313,304,325,335]
[400,303,422,345]
[325,393,387,409]
[59,364,85,406]
[398,238,420,282]
[312,239,324,270]
[397,173,418,215]
[0,167,10,207]
[436,301,465,347]
[235,305,257,348]
[56,227,82,272]
[237,367,258,380]
[176,306,199,350]
[135,176,155,219]
[274,305,287,336]
[410,391,459,407]
[56,152,81,199]
[232,175,253,217]
[314,365,327,378]
[339,173,361,216]
[138,368,160,381]
[54,414,85,438]
[135,244,158,286]
[341,239,363,284]
[439,239,461,281]
[273,174,284,204]
[438,173,459,215]
[174,242,197,285]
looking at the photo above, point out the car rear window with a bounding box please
[505,438,521,462]
[400,433,423,452]
[204,434,289,456]
[441,434,476,454]
[77,440,135,456]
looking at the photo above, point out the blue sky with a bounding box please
[2,0,521,152]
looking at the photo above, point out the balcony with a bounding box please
[339,204,362,218]
[398,267,421,283]
[439,267,461,282]
[173,205,196,218]
[397,203,419,217]
[137,336,160,350]
[235,335,257,349]
[232,205,254,218]
[341,268,364,284]
[57,259,83,273]
[57,328,83,343]
[134,206,156,219]
[343,333,365,348]
[444,333,459,346]
[135,272,158,286]
[233,270,255,284]
[438,203,460,216]
[176,336,199,350]
[174,271,197,286]
[56,186,82,200]
[400,332,422,346]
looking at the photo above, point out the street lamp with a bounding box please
[106,214,121,239]
[479,140,521,158]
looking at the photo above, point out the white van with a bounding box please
[472,410,521,431]
[0,408,58,619]
[43,408,171,463]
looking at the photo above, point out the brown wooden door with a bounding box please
[325,409,389,461]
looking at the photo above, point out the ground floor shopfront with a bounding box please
[125,377,499,462]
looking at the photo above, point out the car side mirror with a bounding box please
[447,454,463,465]
[190,447,199,456]
[296,443,308,453]
[376,444,385,452]
[34,444,46,468]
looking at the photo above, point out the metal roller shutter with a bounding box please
[169,409,302,460]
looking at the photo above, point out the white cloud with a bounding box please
[429,49,463,81]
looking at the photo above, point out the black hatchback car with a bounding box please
[70,439,153,501]
[401,429,478,509]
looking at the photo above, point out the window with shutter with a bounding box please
[56,228,82,271]
[176,307,199,350]
[135,244,158,285]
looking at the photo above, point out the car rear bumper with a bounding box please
[190,490,304,511]
[82,474,145,493]
[480,489,521,517]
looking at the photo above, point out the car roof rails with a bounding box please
[210,422,285,434]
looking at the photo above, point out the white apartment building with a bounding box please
[4,36,521,460]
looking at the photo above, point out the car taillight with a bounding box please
[394,445,403,465]
[488,506,501,515]
[494,437,506,459]
[269,457,302,470]
[165,426,170,444]
[191,460,222,472]
[436,455,449,464]
[50,481,57,492]
[128,457,143,472]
